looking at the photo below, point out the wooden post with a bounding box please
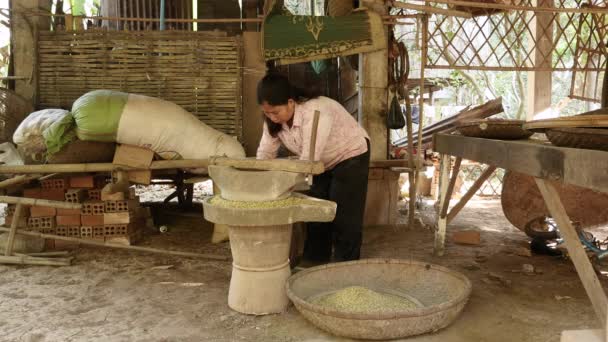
[4,203,23,256]
[439,157,462,218]
[434,154,450,256]
[535,178,607,325]
[359,0,388,160]
[526,0,553,120]
[242,31,265,157]
[11,0,51,103]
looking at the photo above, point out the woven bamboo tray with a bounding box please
[287,259,471,340]
[545,127,608,151]
[456,119,533,140]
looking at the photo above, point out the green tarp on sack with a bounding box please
[43,112,77,157]
[71,89,128,142]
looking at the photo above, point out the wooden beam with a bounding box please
[535,178,608,325]
[446,165,496,224]
[0,158,325,175]
[390,1,473,18]
[433,134,608,194]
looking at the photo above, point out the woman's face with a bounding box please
[261,99,295,125]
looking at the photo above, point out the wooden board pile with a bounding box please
[4,174,153,247]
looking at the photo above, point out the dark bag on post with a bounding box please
[387,94,406,129]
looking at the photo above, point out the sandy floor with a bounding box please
[0,195,603,342]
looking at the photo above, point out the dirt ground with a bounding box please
[0,185,603,342]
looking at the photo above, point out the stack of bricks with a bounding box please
[4,174,151,247]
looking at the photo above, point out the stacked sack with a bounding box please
[13,90,245,164]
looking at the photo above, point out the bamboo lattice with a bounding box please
[425,0,607,71]
[569,6,607,102]
[37,30,243,139]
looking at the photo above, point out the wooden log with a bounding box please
[4,203,23,256]
[0,196,82,209]
[535,178,608,325]
[446,165,497,224]
[403,97,504,146]
[0,227,230,261]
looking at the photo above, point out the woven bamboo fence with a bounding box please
[37,30,242,139]
[424,0,607,72]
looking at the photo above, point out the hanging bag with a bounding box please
[387,94,406,129]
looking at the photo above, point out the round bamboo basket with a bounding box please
[0,89,33,143]
[545,127,608,151]
[456,119,533,139]
[287,259,471,340]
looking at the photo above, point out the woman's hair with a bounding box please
[257,73,321,137]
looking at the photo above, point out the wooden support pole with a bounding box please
[308,110,321,185]
[0,227,230,261]
[434,153,451,256]
[0,174,42,189]
[0,196,81,209]
[4,203,23,256]
[446,165,496,224]
[439,157,462,218]
[0,158,325,175]
[535,178,608,325]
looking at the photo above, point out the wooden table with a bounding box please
[433,133,608,325]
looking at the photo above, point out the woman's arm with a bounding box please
[256,121,281,159]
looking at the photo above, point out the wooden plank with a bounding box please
[535,178,608,325]
[435,154,451,256]
[433,134,608,193]
[446,165,496,224]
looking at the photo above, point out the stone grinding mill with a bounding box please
[203,163,336,315]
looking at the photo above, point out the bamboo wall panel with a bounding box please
[37,31,242,138]
[569,8,607,103]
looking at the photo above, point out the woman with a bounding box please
[256,73,370,263]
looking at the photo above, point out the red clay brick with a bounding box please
[56,215,81,226]
[39,188,66,201]
[23,188,42,198]
[69,175,95,188]
[452,230,481,245]
[30,206,57,218]
[103,212,131,225]
[57,208,82,216]
[81,214,104,226]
